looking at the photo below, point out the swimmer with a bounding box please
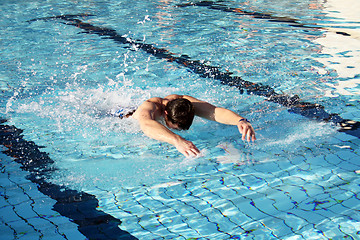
[131,94,256,157]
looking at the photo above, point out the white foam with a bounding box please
[10,84,181,135]
[263,120,337,148]
[6,83,196,189]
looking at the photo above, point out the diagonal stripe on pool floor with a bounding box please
[0,119,138,240]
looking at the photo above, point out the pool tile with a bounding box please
[341,195,360,212]
[262,216,295,238]
[0,194,10,208]
[289,208,325,225]
[272,198,296,214]
[240,220,278,239]
[276,160,297,172]
[301,183,325,198]
[252,161,281,174]
[151,226,180,239]
[46,216,83,237]
[0,205,24,223]
[276,185,308,205]
[204,208,238,232]
[6,219,41,239]
[31,197,60,218]
[339,181,360,194]
[187,217,220,237]
[164,220,189,233]
[222,210,253,227]
[315,208,339,219]
[335,133,358,142]
[283,212,308,233]
[338,219,360,237]
[281,175,307,186]
[315,218,346,239]
[337,150,360,161]
[181,198,211,215]
[13,200,39,220]
[324,153,343,165]
[26,217,64,239]
[309,155,334,168]
[235,200,268,220]
[338,162,360,172]
[299,223,328,239]
[251,197,277,216]
[0,224,15,239]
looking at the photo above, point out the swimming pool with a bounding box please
[1,0,359,239]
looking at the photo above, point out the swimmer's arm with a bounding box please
[182,95,256,141]
[213,107,256,142]
[134,101,200,157]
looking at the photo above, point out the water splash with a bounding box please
[263,120,338,148]
[13,85,147,133]
[6,82,189,190]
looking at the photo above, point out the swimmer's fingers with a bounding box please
[185,148,200,157]
[237,121,256,142]
[175,138,200,157]
[185,143,200,157]
[246,128,256,142]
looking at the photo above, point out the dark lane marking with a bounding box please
[0,119,137,240]
[28,14,360,138]
[176,0,317,29]
[177,1,353,37]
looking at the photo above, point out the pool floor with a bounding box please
[1,0,360,239]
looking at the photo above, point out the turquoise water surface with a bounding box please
[0,0,359,239]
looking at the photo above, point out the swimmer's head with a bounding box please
[165,98,195,130]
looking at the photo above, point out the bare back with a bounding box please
[133,95,183,121]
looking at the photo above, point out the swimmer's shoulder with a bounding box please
[146,97,163,103]
[133,97,163,119]
[146,95,183,103]
[164,94,183,100]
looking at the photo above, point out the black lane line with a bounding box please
[176,1,316,29]
[27,14,360,138]
[0,120,137,240]
[177,1,353,37]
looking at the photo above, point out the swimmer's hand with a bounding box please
[237,119,256,142]
[174,137,200,157]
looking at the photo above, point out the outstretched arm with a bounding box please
[182,95,256,141]
[134,100,200,157]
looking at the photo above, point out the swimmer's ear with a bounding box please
[164,110,170,121]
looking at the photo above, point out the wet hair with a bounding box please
[165,98,195,130]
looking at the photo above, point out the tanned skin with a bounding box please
[133,94,256,157]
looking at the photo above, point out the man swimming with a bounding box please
[132,94,256,157]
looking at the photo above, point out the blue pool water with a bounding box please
[1,0,360,239]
